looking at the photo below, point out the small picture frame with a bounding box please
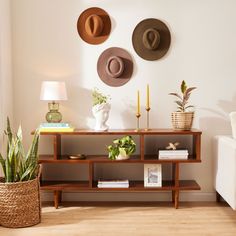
[144,164,162,187]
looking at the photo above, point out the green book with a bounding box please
[40,123,70,128]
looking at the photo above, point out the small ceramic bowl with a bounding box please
[69,154,86,160]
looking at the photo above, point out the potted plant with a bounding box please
[108,136,136,160]
[169,80,196,130]
[92,88,111,131]
[0,118,41,228]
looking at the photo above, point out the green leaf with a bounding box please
[6,117,13,158]
[6,117,13,142]
[0,153,6,177]
[26,130,39,167]
[181,80,187,94]
[20,166,34,181]
[119,148,127,156]
[28,164,38,180]
[5,155,12,182]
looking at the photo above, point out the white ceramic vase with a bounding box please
[116,154,130,160]
[92,103,111,131]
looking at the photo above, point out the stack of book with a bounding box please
[39,123,74,132]
[97,179,129,188]
[158,150,189,160]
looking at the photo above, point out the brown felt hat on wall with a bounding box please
[97,47,133,87]
[132,18,171,61]
[77,7,111,45]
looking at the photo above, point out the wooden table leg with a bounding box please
[54,190,59,209]
[216,191,221,202]
[172,190,175,203]
[59,191,62,204]
[89,163,94,188]
[172,163,179,209]
[174,190,179,209]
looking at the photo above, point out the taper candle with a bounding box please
[146,84,150,109]
[137,90,140,115]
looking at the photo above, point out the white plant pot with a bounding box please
[116,154,130,160]
[92,103,111,131]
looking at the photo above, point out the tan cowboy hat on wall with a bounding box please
[97,47,133,87]
[77,7,111,45]
[132,18,171,61]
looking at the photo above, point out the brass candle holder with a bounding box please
[136,113,141,131]
[145,107,151,130]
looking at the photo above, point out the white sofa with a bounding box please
[214,135,236,210]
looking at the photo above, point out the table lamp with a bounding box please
[40,81,68,123]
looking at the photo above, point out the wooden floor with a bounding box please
[1,202,236,236]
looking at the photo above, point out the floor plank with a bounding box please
[0,202,236,236]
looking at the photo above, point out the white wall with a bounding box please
[0,0,13,176]
[11,0,236,201]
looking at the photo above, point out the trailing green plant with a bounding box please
[0,118,40,183]
[169,80,196,112]
[92,88,110,106]
[108,136,136,160]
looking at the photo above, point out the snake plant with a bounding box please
[0,118,40,183]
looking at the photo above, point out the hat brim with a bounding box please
[77,7,111,45]
[97,47,133,87]
[132,18,171,61]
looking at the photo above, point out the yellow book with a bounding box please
[39,127,75,132]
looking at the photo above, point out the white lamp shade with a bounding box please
[40,81,68,101]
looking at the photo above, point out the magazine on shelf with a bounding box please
[97,184,129,188]
[98,179,129,184]
[158,155,188,160]
[159,150,188,155]
[158,149,189,160]
[97,179,129,188]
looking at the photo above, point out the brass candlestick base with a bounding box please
[145,107,151,131]
[136,113,141,131]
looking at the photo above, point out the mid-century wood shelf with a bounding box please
[36,128,202,209]
[41,180,200,191]
[37,128,201,135]
[38,155,201,163]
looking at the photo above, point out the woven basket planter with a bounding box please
[0,177,41,228]
[171,112,194,131]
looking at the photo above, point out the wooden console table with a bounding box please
[37,129,202,209]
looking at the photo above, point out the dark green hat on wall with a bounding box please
[132,18,171,61]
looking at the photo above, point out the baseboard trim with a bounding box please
[41,191,216,202]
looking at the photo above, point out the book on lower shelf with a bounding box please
[158,150,189,160]
[97,179,129,188]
